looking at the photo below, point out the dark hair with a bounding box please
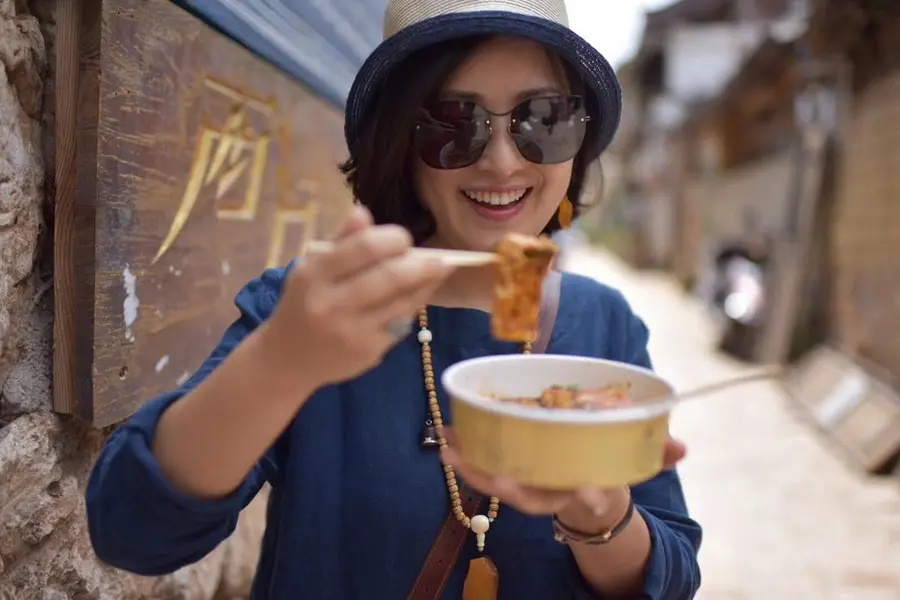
[339,35,602,245]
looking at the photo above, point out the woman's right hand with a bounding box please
[262,205,452,388]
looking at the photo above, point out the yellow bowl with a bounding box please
[442,355,676,490]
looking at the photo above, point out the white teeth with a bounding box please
[463,189,528,206]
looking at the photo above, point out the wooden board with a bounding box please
[54,0,353,427]
[782,346,900,473]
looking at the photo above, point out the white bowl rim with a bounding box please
[442,354,677,424]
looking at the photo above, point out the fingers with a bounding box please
[346,269,448,353]
[440,427,689,518]
[334,205,373,239]
[663,437,687,469]
[498,481,572,515]
[302,212,453,323]
[366,271,449,332]
[338,255,452,314]
[309,223,414,282]
[443,451,572,515]
[440,430,573,515]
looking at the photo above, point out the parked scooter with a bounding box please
[713,253,768,360]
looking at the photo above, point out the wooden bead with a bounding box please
[418,308,502,551]
[470,514,490,534]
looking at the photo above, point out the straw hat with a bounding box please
[344,0,622,160]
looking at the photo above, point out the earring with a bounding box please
[557,197,573,229]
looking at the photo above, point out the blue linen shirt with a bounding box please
[85,268,702,599]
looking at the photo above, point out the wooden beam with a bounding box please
[52,0,75,414]
[53,0,98,415]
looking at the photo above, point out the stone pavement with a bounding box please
[566,248,900,600]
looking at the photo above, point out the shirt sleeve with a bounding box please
[85,267,289,576]
[570,289,703,599]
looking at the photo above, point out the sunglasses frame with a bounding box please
[414,95,592,170]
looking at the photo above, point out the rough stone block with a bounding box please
[0,1,268,598]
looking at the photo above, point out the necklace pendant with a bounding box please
[420,425,440,448]
[462,556,498,600]
[471,514,490,552]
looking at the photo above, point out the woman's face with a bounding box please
[413,36,575,252]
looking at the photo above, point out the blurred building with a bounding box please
[611,0,805,272]
[613,0,900,475]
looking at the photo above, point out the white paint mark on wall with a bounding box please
[122,265,140,342]
[221,261,231,275]
[155,355,170,373]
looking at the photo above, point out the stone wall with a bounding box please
[0,1,266,597]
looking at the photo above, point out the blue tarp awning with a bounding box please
[172,0,388,108]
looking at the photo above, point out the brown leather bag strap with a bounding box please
[407,485,483,600]
[406,271,564,600]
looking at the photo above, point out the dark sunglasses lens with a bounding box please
[415,101,490,169]
[511,97,587,164]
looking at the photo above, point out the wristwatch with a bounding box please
[551,495,636,545]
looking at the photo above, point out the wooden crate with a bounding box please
[782,346,900,473]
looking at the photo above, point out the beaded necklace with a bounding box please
[416,308,532,552]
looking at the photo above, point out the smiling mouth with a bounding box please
[462,188,532,208]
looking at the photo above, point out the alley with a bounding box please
[566,248,900,600]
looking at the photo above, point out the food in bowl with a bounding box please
[491,233,558,343]
[442,355,675,489]
[494,382,634,410]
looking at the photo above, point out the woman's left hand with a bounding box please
[439,429,687,522]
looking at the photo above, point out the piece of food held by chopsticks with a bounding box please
[306,232,558,343]
[491,233,558,343]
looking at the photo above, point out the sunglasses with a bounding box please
[414,95,591,170]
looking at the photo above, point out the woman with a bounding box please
[85,1,702,598]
